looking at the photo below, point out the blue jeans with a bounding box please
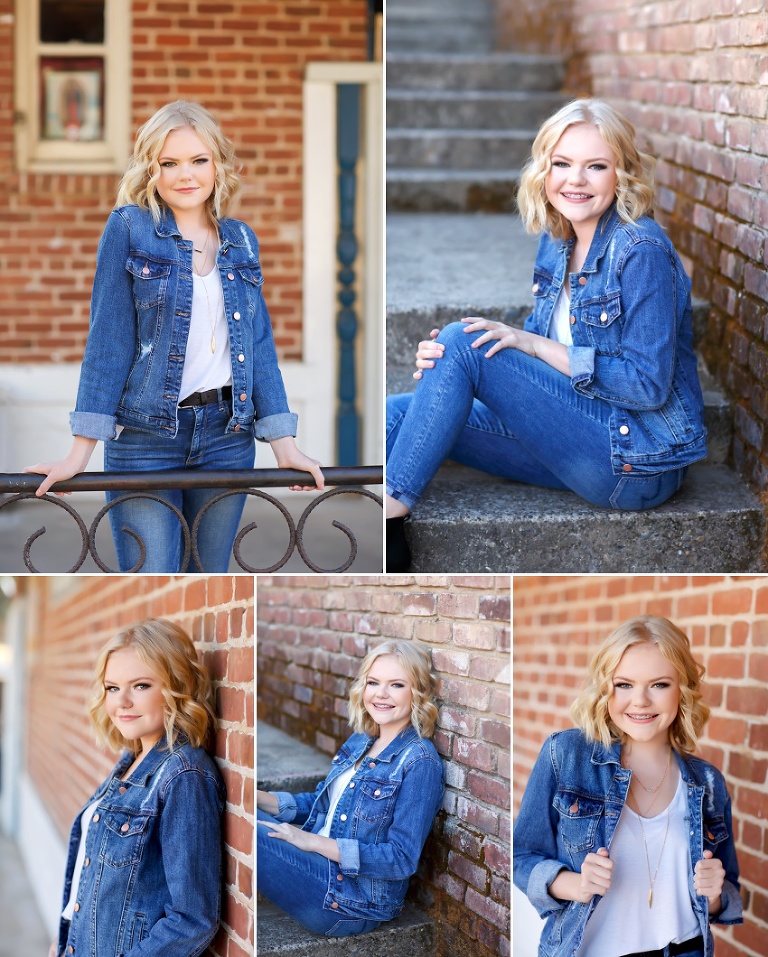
[386,322,686,511]
[103,401,255,572]
[257,811,382,937]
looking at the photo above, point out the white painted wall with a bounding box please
[18,773,67,940]
[513,884,546,956]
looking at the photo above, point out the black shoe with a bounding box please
[386,516,411,572]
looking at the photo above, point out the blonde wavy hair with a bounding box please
[517,98,656,240]
[89,619,217,754]
[571,616,709,755]
[116,100,241,224]
[348,640,439,739]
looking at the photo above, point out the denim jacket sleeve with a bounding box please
[125,767,224,957]
[271,783,325,824]
[512,733,570,919]
[71,210,137,440]
[568,239,679,410]
[707,779,742,926]
[334,751,444,880]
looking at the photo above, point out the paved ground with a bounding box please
[386,212,539,311]
[0,490,383,574]
[256,720,329,792]
[0,832,51,957]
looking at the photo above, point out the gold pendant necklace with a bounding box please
[634,804,671,908]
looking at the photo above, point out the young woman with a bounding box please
[513,616,742,957]
[26,100,323,572]
[256,640,445,937]
[51,619,225,957]
[385,99,707,571]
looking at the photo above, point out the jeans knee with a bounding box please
[436,321,469,349]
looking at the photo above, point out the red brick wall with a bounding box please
[513,575,768,957]
[0,0,367,364]
[23,574,255,957]
[495,0,768,491]
[257,574,511,957]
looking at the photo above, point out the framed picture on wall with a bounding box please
[40,57,104,141]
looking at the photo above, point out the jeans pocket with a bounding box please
[608,468,686,510]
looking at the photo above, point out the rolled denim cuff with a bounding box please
[272,792,298,822]
[253,412,298,443]
[711,880,744,925]
[567,345,596,388]
[336,838,360,876]
[69,410,117,441]
[527,859,568,918]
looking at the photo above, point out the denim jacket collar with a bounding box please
[111,733,191,788]
[554,203,623,274]
[357,725,421,764]
[152,205,249,250]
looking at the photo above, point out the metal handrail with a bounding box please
[0,467,383,574]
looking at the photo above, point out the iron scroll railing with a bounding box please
[0,467,382,574]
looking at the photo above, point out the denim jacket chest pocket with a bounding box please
[530,268,555,332]
[235,263,265,317]
[553,791,603,851]
[126,255,172,308]
[575,290,623,356]
[100,808,153,867]
[355,780,399,823]
[703,816,729,852]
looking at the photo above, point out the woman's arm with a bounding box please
[24,436,98,497]
[256,789,280,814]
[259,820,341,862]
[268,436,325,491]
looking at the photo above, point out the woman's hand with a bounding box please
[462,317,539,358]
[48,941,58,957]
[269,436,325,492]
[259,820,341,862]
[548,847,614,904]
[24,436,98,497]
[694,850,725,912]
[413,328,443,380]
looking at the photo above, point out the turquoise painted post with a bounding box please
[336,83,361,465]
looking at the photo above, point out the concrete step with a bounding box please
[386,52,565,93]
[256,720,329,793]
[387,0,493,54]
[387,169,520,213]
[387,128,534,170]
[387,91,564,130]
[257,900,435,957]
[401,463,765,573]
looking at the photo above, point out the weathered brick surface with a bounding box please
[23,575,254,957]
[514,575,768,957]
[257,575,511,957]
[495,0,768,491]
[0,0,367,363]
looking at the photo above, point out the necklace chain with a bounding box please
[192,229,217,354]
[633,804,671,908]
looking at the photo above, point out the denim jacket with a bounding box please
[272,727,445,921]
[525,205,707,475]
[57,736,225,957]
[513,729,742,957]
[70,205,298,442]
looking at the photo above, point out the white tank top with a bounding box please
[577,774,700,956]
[179,267,232,401]
[62,799,101,920]
[548,286,574,346]
[317,764,357,838]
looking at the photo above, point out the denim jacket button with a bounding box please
[569,315,576,325]
[237,354,245,362]
[600,312,608,322]
[68,948,74,954]
[619,426,630,435]
[349,782,355,789]
[622,463,633,472]
[579,276,587,285]
[374,789,381,796]
[84,858,90,866]
[228,273,235,280]
[118,786,127,794]
[336,874,343,881]
[74,903,80,912]
[93,814,100,822]
[121,822,130,832]
[331,902,339,909]
[233,311,241,320]
[369,762,376,768]
[239,392,247,401]
[569,802,579,813]
[532,283,539,293]
[340,814,347,821]
[234,425,241,431]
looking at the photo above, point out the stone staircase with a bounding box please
[384,2,766,572]
[385,212,766,572]
[256,722,435,957]
[387,0,565,212]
